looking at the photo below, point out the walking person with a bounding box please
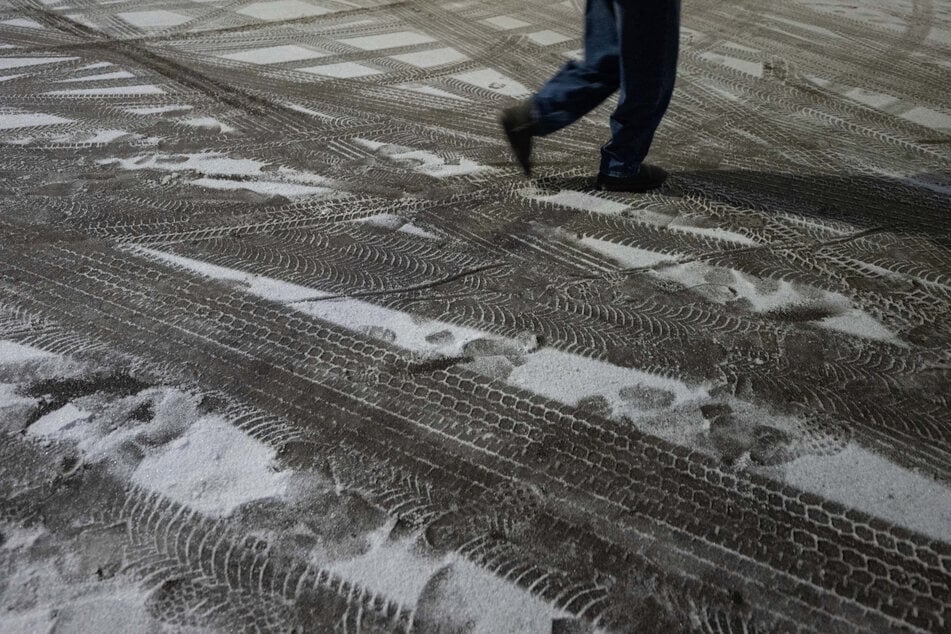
[500,0,681,192]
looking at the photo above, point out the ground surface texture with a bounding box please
[1,0,950,632]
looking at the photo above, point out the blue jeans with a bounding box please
[532,0,681,178]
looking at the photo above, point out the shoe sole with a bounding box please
[500,115,532,177]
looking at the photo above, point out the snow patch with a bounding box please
[180,116,235,133]
[322,523,570,632]
[132,248,708,416]
[578,236,675,268]
[118,10,190,29]
[0,56,76,70]
[397,82,469,101]
[123,104,192,115]
[100,151,265,176]
[219,44,326,64]
[27,403,91,437]
[784,444,951,542]
[452,68,530,97]
[526,30,571,46]
[352,213,441,239]
[132,416,289,517]
[238,0,331,21]
[531,189,629,215]
[354,138,490,178]
[46,84,165,96]
[652,262,901,343]
[56,70,135,83]
[0,340,55,362]
[900,106,951,132]
[191,177,330,197]
[1,18,45,29]
[482,16,529,30]
[700,51,764,78]
[509,348,707,412]
[301,61,380,78]
[340,31,435,51]
[53,128,132,144]
[390,47,468,68]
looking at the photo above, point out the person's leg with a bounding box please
[599,0,681,178]
[532,0,621,136]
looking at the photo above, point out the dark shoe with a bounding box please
[597,164,668,192]
[500,99,536,177]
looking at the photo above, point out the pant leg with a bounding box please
[532,0,620,136]
[600,0,681,177]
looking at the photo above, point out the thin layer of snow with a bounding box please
[300,61,381,79]
[668,224,758,246]
[219,44,326,64]
[298,298,488,355]
[482,15,529,30]
[769,15,840,38]
[0,112,73,130]
[27,403,91,437]
[0,340,55,362]
[100,151,266,176]
[123,104,192,115]
[132,248,708,409]
[578,236,674,268]
[452,68,530,97]
[783,444,951,542]
[418,555,572,634]
[0,56,76,70]
[180,116,235,133]
[283,102,334,119]
[190,177,330,197]
[900,106,951,132]
[399,223,441,240]
[74,62,112,71]
[509,347,708,411]
[354,138,490,178]
[652,262,901,343]
[323,522,569,632]
[818,311,899,342]
[37,589,160,634]
[134,247,327,302]
[131,247,494,355]
[56,70,135,83]
[700,51,764,78]
[397,82,469,101]
[325,523,439,605]
[123,249,946,542]
[351,213,441,239]
[132,416,289,517]
[390,47,468,68]
[53,128,131,144]
[237,0,331,21]
[724,41,760,54]
[0,525,46,552]
[340,31,435,51]
[1,18,45,29]
[117,10,190,29]
[526,30,571,46]
[531,189,629,215]
[844,87,898,110]
[46,84,165,96]
[101,151,332,195]
[0,383,29,408]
